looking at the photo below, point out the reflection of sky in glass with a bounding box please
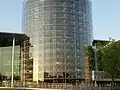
[0,46,21,76]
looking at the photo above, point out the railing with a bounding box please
[1,82,120,90]
[0,82,73,89]
[96,76,120,81]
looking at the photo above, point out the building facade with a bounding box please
[23,0,93,82]
[0,32,31,81]
[0,32,33,82]
[0,46,21,79]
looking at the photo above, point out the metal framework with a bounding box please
[84,53,92,85]
[21,37,33,82]
[0,32,33,84]
[23,0,93,83]
[84,45,93,85]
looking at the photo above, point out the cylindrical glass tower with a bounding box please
[23,0,93,82]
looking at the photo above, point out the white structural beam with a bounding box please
[11,37,15,87]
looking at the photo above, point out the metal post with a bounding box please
[94,45,97,87]
[94,45,98,71]
[11,37,15,87]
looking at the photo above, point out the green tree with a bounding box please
[93,40,110,71]
[100,40,120,89]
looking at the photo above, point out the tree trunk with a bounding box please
[111,76,114,90]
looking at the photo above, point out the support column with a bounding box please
[11,37,15,87]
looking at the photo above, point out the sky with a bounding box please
[0,0,120,40]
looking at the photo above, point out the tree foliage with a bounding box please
[97,50,103,71]
[100,40,120,78]
[84,45,95,70]
[93,40,110,71]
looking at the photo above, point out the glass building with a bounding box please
[0,32,31,81]
[23,0,93,82]
[0,46,21,78]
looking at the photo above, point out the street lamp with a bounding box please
[92,44,98,87]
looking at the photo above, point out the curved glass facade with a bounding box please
[23,0,93,82]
